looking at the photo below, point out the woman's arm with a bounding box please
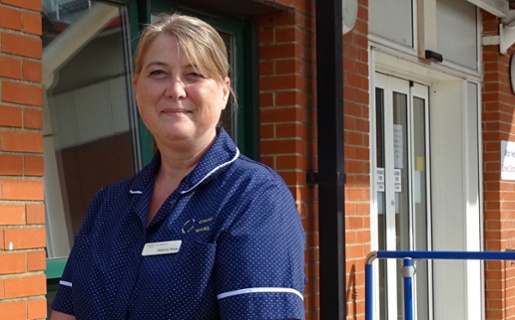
[216,179,306,319]
[50,310,76,320]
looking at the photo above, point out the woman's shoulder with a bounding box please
[221,154,289,192]
[232,154,282,179]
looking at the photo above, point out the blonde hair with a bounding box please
[134,13,230,84]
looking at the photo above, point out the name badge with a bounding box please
[142,240,182,256]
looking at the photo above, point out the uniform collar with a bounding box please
[129,128,239,195]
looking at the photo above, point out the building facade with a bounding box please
[1,0,515,319]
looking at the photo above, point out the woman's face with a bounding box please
[133,34,230,148]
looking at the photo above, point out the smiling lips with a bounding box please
[161,108,191,115]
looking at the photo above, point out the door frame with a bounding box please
[370,48,484,320]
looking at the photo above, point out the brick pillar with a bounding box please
[482,11,515,320]
[256,0,318,318]
[342,0,370,319]
[0,0,46,319]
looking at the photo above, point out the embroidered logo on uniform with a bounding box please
[198,217,213,224]
[181,217,213,234]
[195,226,210,233]
[181,219,196,234]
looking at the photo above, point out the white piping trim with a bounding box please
[217,287,304,301]
[129,190,143,194]
[181,148,240,194]
[59,280,72,287]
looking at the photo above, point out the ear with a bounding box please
[132,75,139,87]
[221,77,231,110]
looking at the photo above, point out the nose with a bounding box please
[165,78,186,100]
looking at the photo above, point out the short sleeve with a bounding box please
[50,239,77,315]
[51,188,106,316]
[215,179,306,320]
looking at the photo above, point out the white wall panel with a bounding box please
[430,80,466,320]
[430,80,482,320]
[464,81,482,320]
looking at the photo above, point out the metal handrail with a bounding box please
[365,250,515,320]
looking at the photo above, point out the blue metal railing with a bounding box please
[365,250,515,320]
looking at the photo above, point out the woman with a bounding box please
[51,13,306,320]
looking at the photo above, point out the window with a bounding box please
[42,0,138,315]
[436,0,478,70]
[43,0,138,257]
[370,0,479,72]
[369,0,413,48]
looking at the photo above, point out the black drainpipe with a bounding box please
[314,0,346,319]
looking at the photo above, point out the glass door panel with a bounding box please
[374,74,431,319]
[393,90,409,319]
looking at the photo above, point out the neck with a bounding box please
[155,131,217,180]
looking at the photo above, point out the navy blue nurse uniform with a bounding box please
[51,129,306,319]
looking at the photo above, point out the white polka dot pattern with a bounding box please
[51,129,306,319]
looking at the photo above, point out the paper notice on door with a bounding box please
[376,167,385,192]
[394,169,402,192]
[393,124,404,169]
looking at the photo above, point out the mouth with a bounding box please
[161,108,191,115]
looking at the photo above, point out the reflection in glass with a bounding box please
[42,1,138,258]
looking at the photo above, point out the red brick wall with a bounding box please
[0,0,46,318]
[482,10,515,320]
[257,1,318,318]
[257,0,370,319]
[342,0,370,318]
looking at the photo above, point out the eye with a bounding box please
[149,70,166,77]
[187,72,205,79]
